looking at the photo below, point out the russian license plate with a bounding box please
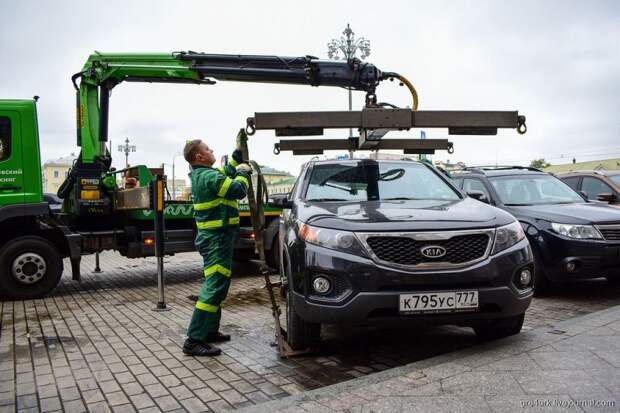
[399,291,479,314]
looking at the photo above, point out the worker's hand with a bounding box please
[236,128,248,150]
[232,149,243,164]
[236,163,252,175]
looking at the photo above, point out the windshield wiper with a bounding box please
[504,203,533,206]
[306,198,349,202]
[382,197,418,200]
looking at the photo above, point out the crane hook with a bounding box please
[246,118,256,136]
[517,115,527,135]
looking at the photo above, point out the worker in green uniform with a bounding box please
[182,138,251,356]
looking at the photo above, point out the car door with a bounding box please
[581,176,619,202]
[0,111,25,206]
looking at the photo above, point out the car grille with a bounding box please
[366,233,490,266]
[598,225,620,241]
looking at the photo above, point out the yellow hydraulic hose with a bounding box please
[395,73,419,111]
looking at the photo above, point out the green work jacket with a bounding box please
[190,159,249,230]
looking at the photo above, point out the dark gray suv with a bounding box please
[272,159,534,349]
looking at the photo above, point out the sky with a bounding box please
[1,0,619,180]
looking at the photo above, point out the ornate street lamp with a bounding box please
[327,24,371,157]
[118,137,136,168]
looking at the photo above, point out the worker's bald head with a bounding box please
[184,139,215,167]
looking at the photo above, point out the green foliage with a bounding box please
[529,158,550,169]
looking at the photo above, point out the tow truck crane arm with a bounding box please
[73,51,385,164]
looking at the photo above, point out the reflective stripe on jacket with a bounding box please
[190,161,249,230]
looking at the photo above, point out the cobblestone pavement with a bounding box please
[1,252,619,412]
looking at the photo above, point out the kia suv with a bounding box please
[271,159,534,349]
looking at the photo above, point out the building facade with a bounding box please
[42,154,76,194]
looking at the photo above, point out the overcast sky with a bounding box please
[2,0,619,178]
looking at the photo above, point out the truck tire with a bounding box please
[0,236,63,300]
[473,313,524,341]
[286,289,320,350]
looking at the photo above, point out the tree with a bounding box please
[529,158,550,169]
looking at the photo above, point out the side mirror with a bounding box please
[268,193,293,209]
[597,192,617,203]
[467,190,489,204]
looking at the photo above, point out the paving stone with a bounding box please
[143,384,168,398]
[157,376,180,389]
[15,395,37,410]
[0,392,14,407]
[59,386,81,401]
[62,399,87,413]
[166,385,193,401]
[206,399,233,413]
[39,397,62,413]
[135,374,158,387]
[179,398,209,413]
[153,396,181,412]
[37,384,58,399]
[87,401,113,413]
[193,387,219,403]
[128,394,155,410]
[82,389,105,404]
[105,392,130,407]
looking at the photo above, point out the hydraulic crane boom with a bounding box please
[73,51,384,164]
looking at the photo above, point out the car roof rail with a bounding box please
[470,165,544,172]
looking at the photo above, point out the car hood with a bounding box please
[297,198,515,231]
[504,202,620,225]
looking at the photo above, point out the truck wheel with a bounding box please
[0,236,63,300]
[474,313,524,341]
[286,288,320,350]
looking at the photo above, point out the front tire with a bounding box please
[0,236,63,300]
[474,313,525,341]
[286,288,320,350]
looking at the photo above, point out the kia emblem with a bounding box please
[420,245,447,259]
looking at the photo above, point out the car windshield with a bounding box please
[305,161,460,202]
[490,174,584,205]
[610,175,620,186]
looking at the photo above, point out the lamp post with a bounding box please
[172,152,182,200]
[327,23,371,158]
[117,137,136,168]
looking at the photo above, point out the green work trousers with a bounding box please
[187,227,236,341]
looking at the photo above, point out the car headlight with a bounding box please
[551,223,602,240]
[298,222,368,257]
[492,221,525,255]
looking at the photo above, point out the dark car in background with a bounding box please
[43,193,62,214]
[451,167,620,295]
[559,170,620,207]
[271,159,534,350]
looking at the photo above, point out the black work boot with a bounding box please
[183,338,221,356]
[205,332,231,343]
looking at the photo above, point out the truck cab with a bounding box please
[0,99,43,208]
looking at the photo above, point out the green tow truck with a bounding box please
[0,51,388,299]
